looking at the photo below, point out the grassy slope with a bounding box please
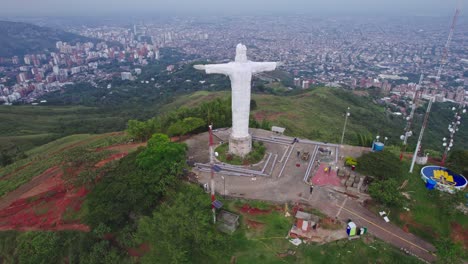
[0,133,127,197]
[0,105,127,151]
[166,88,468,151]
[166,88,405,145]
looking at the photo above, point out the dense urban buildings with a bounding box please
[0,15,467,105]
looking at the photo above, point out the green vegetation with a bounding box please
[0,133,126,197]
[356,151,403,181]
[136,184,228,263]
[3,86,466,167]
[368,179,403,207]
[0,21,96,57]
[356,150,467,261]
[167,88,468,152]
[215,141,266,165]
[0,131,426,263]
[344,156,357,167]
[447,150,468,176]
[0,105,132,165]
[84,134,187,230]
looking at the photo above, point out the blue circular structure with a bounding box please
[420,166,467,193]
[372,142,384,152]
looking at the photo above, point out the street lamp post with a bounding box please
[340,107,351,146]
[441,107,466,165]
[221,175,226,198]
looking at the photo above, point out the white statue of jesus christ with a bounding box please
[194,43,278,156]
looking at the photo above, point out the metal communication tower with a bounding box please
[400,73,423,161]
[409,4,461,173]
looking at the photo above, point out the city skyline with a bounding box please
[0,0,460,16]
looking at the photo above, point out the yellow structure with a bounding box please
[433,170,454,183]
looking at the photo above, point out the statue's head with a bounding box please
[235,43,247,63]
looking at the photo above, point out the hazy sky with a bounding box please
[0,0,460,16]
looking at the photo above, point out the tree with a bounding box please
[447,150,468,176]
[126,118,160,141]
[182,117,205,133]
[368,179,403,207]
[136,184,228,263]
[17,232,62,264]
[85,134,187,229]
[356,151,403,180]
[137,133,187,176]
[435,237,465,264]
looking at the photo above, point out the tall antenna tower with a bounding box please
[400,73,423,161]
[435,3,461,84]
[409,3,461,173]
[439,1,464,166]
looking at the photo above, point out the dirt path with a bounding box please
[0,133,114,181]
[0,166,62,211]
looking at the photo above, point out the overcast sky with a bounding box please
[0,0,461,16]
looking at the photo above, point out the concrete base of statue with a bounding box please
[229,134,252,157]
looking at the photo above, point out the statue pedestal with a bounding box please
[229,134,252,157]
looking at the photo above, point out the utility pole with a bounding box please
[208,124,216,224]
[340,107,351,146]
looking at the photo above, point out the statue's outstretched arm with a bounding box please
[251,62,278,73]
[194,63,233,76]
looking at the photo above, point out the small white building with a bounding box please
[272,126,286,135]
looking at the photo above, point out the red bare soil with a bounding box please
[0,133,116,181]
[95,142,146,153]
[399,212,438,238]
[246,219,265,229]
[451,222,468,248]
[0,145,132,232]
[95,153,128,168]
[240,204,271,215]
[128,243,150,257]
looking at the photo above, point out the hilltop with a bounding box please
[0,21,95,57]
[166,88,468,152]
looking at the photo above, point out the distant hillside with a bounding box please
[1,87,465,165]
[0,20,94,57]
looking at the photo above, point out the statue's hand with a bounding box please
[194,65,206,70]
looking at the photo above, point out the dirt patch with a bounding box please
[399,212,438,238]
[95,153,128,168]
[1,133,116,181]
[128,243,150,257]
[320,217,342,230]
[0,150,130,232]
[0,166,63,211]
[246,219,265,229]
[451,222,468,248]
[95,142,146,153]
[240,204,271,215]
